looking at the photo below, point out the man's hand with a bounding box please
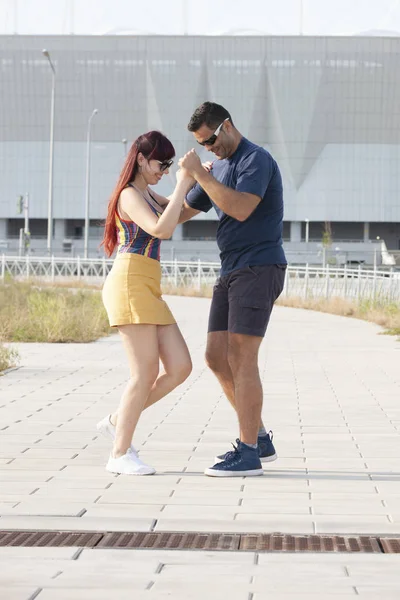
[178,149,203,178]
[176,167,196,186]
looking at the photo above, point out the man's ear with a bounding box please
[225,120,234,133]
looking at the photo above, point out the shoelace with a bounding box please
[221,439,241,464]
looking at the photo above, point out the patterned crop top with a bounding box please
[116,184,163,260]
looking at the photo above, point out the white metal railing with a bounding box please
[1,255,399,304]
[281,264,400,304]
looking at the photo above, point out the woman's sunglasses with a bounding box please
[156,159,174,172]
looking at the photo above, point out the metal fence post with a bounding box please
[357,265,362,302]
[388,268,393,303]
[51,255,55,283]
[285,266,290,297]
[1,254,5,282]
[174,258,178,287]
[304,263,309,299]
[197,258,201,291]
[325,263,330,299]
[372,263,377,304]
[77,256,81,281]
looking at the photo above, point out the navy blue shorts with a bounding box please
[208,264,286,337]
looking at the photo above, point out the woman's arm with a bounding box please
[150,166,203,207]
[119,174,194,240]
[148,188,170,208]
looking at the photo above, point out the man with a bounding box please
[179,101,286,478]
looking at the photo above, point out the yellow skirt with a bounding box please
[102,253,176,327]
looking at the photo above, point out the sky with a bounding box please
[1,0,400,36]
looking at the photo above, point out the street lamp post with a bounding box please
[299,0,304,35]
[42,49,56,255]
[305,218,309,244]
[122,138,128,157]
[84,109,98,259]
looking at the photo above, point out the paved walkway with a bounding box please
[1,296,400,599]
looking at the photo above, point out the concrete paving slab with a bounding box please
[0,588,41,600]
[1,297,400,597]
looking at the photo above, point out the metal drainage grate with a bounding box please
[239,534,381,553]
[380,538,400,554]
[98,532,240,551]
[0,531,399,553]
[0,531,102,548]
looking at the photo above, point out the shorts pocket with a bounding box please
[247,266,260,277]
[234,296,272,336]
[213,277,222,293]
[238,296,271,310]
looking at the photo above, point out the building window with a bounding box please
[66,220,103,239]
[183,221,218,240]
[7,219,48,238]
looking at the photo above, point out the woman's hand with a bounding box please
[202,161,213,173]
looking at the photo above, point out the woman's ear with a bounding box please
[137,152,145,167]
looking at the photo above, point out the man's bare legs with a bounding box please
[204,331,236,408]
[205,331,265,443]
[226,333,263,445]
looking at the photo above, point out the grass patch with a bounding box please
[383,328,400,336]
[276,296,400,336]
[162,283,213,297]
[0,280,111,343]
[164,285,400,337]
[1,278,398,344]
[0,343,19,373]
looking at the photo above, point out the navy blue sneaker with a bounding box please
[215,431,277,464]
[205,441,263,477]
[258,431,278,463]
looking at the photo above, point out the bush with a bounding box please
[0,344,19,373]
[0,280,111,343]
[276,296,400,337]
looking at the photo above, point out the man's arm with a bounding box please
[193,169,260,222]
[179,149,267,222]
[179,201,201,223]
[151,163,212,208]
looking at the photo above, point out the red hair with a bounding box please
[102,131,175,257]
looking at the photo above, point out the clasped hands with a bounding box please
[176,149,213,186]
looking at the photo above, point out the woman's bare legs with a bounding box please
[113,324,159,457]
[111,323,192,427]
[144,323,192,409]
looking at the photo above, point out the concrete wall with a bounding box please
[1,34,399,255]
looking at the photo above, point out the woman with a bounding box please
[98,130,194,475]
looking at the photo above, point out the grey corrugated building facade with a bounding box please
[0,34,399,261]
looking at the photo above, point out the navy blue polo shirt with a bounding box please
[186,137,286,275]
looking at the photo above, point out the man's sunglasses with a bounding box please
[156,159,174,172]
[197,118,229,147]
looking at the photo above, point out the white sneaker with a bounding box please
[106,449,156,476]
[96,414,137,454]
